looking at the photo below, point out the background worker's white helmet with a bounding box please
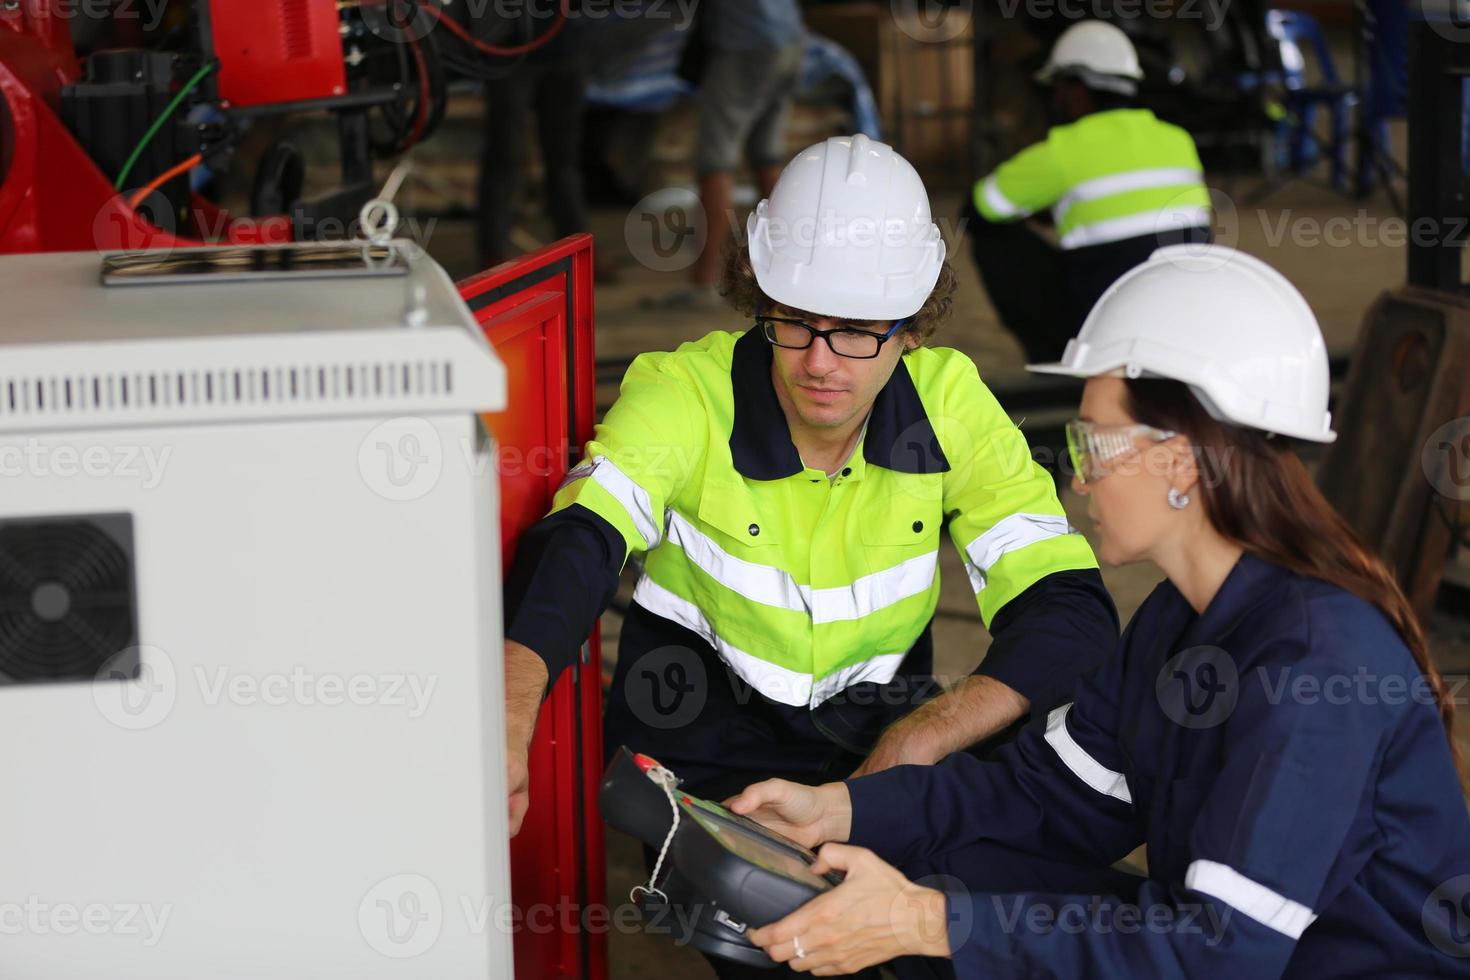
[1028,245,1337,443]
[747,134,945,322]
[1035,20,1144,96]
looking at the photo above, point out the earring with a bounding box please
[1167,487,1190,509]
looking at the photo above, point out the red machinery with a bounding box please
[466,235,608,980]
[0,0,565,253]
[2,4,607,976]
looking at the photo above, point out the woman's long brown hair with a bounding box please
[1126,379,1462,775]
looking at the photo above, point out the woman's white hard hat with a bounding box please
[1028,244,1337,443]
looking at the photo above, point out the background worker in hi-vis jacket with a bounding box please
[965,19,1214,363]
[500,135,1122,974]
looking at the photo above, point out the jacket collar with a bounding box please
[1157,552,1290,651]
[728,328,950,480]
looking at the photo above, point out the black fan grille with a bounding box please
[0,516,137,684]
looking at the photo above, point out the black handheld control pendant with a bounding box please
[598,746,839,968]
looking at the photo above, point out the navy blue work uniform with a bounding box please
[846,553,1470,977]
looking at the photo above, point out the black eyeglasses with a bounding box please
[755,309,906,360]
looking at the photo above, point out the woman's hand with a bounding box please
[747,843,952,973]
[725,779,852,849]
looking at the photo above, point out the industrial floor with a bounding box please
[283,107,1468,976]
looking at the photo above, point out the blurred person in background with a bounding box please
[964,20,1211,363]
[647,0,806,309]
[477,0,590,269]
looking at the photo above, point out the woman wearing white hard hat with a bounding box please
[733,245,1470,977]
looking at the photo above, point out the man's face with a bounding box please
[766,304,916,432]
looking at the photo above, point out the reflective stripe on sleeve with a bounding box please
[1043,704,1132,804]
[1185,860,1319,939]
[588,455,663,549]
[962,513,1074,594]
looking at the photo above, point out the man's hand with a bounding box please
[507,745,531,837]
[748,843,952,972]
[852,675,1029,778]
[726,779,852,849]
[504,640,548,838]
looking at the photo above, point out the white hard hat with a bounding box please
[746,134,946,322]
[1035,21,1144,96]
[1028,245,1337,443]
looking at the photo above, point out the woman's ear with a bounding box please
[1168,435,1200,496]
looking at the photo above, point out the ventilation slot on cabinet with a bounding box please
[279,0,314,59]
[0,360,456,419]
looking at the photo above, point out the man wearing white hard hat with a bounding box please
[965,19,1213,363]
[501,134,1120,973]
[729,245,1470,977]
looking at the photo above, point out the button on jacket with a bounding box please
[847,553,1470,977]
[505,328,1118,789]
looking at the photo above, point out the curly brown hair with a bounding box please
[717,239,958,348]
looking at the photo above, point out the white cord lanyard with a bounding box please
[629,765,680,905]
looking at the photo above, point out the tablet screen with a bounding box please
[683,803,833,892]
[682,795,818,862]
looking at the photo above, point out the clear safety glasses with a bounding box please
[1065,419,1178,484]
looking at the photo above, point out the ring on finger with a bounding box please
[793,935,807,959]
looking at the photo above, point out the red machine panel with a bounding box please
[206,0,346,107]
[461,234,607,980]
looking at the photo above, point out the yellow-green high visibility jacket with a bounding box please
[975,108,1209,249]
[505,328,1119,787]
